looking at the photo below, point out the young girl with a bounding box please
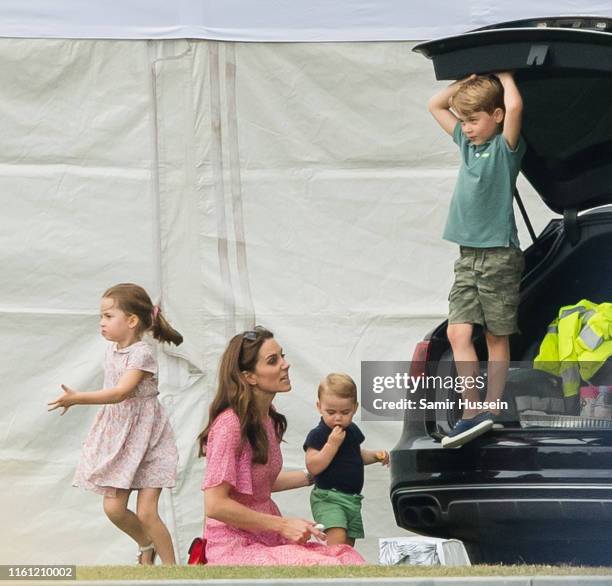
[48,283,182,565]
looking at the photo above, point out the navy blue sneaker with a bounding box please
[441,411,494,448]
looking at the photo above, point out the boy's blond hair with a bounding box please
[318,372,357,403]
[450,75,504,116]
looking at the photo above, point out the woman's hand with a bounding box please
[47,384,77,415]
[279,517,326,544]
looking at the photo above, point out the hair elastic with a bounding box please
[152,305,160,322]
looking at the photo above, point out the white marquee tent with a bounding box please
[2,1,609,565]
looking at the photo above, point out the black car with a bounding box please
[390,16,612,565]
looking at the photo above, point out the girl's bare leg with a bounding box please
[136,488,176,565]
[102,489,155,564]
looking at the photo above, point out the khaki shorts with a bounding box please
[310,487,365,539]
[448,246,524,336]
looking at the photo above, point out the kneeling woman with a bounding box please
[198,326,365,565]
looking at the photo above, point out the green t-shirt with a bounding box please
[443,121,526,248]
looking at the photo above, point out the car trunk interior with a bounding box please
[517,215,612,361]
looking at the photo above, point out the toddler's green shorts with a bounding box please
[310,486,364,539]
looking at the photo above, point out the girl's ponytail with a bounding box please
[151,308,183,346]
[102,283,183,346]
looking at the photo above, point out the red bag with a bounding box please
[187,537,207,565]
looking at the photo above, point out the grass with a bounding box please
[77,564,612,580]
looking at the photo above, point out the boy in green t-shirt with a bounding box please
[428,72,526,448]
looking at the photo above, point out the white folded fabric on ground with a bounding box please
[379,536,471,566]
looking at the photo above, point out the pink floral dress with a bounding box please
[73,341,178,497]
[202,409,365,565]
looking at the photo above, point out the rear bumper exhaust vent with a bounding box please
[399,496,442,529]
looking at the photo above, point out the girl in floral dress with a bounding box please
[198,326,365,565]
[48,283,182,565]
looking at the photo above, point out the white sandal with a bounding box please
[137,542,157,565]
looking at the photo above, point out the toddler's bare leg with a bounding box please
[136,488,176,565]
[325,527,352,546]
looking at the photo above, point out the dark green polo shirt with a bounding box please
[443,121,526,248]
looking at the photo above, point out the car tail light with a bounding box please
[409,340,431,379]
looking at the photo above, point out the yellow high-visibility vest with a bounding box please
[534,299,612,397]
[576,302,612,381]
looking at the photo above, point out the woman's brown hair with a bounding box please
[197,326,287,464]
[103,283,183,346]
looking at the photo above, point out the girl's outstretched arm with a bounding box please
[47,369,148,415]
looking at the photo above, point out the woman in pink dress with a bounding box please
[198,326,365,565]
[48,283,182,565]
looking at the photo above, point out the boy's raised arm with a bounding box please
[497,71,523,150]
[428,75,473,136]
